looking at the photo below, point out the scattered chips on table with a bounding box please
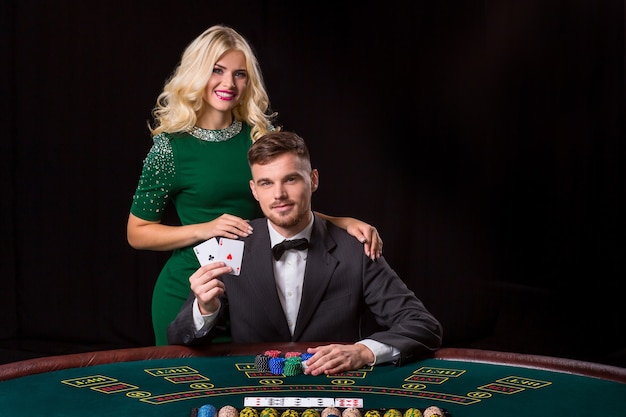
[192,405,449,417]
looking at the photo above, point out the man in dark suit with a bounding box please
[167,131,442,375]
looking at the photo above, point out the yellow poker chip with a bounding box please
[241,407,260,417]
[260,408,279,417]
[403,408,423,417]
[364,411,381,417]
[281,409,299,417]
[301,409,320,417]
[383,410,403,417]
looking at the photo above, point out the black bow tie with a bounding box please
[272,238,309,260]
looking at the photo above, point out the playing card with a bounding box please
[283,398,302,407]
[193,238,220,266]
[218,237,244,276]
[334,398,363,408]
[304,398,335,407]
[244,397,338,408]
[244,397,285,407]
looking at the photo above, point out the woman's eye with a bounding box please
[213,68,223,74]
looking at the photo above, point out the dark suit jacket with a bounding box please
[167,215,443,366]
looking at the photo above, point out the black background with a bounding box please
[2,1,624,366]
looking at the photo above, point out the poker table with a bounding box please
[1,343,625,417]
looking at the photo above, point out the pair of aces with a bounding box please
[193,237,244,276]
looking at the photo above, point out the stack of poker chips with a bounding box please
[254,350,311,376]
[283,356,303,376]
[254,350,281,373]
[269,357,286,375]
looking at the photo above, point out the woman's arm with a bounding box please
[127,213,253,251]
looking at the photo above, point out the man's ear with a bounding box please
[311,169,319,191]
[249,180,260,201]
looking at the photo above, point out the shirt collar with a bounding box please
[268,213,314,247]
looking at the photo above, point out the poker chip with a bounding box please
[301,408,320,417]
[364,411,381,417]
[281,409,299,417]
[285,351,302,358]
[382,409,402,417]
[260,408,279,417]
[321,407,341,417]
[403,408,423,417]
[264,350,282,358]
[240,407,259,417]
[218,405,238,417]
[269,357,286,375]
[198,404,218,417]
[422,406,443,417]
[283,357,303,376]
[255,354,271,372]
[342,408,362,417]
[299,352,313,370]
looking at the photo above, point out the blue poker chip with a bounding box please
[269,357,285,369]
[269,357,285,375]
[300,353,313,370]
[198,404,217,417]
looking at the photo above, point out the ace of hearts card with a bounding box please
[218,237,244,276]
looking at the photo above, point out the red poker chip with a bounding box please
[264,350,282,358]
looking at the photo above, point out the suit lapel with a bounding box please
[243,220,292,337]
[292,217,338,340]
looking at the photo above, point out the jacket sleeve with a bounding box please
[166,292,229,346]
[360,256,443,366]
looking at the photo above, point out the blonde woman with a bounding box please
[127,25,382,345]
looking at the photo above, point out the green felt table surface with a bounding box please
[1,354,624,417]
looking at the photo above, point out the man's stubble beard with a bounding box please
[269,210,306,229]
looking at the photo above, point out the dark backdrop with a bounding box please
[2,1,624,366]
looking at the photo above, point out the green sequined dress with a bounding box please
[130,121,262,345]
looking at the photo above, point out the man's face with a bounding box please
[249,152,318,236]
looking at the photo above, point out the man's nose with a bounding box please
[273,184,286,198]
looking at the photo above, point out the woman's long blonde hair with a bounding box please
[149,25,278,141]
